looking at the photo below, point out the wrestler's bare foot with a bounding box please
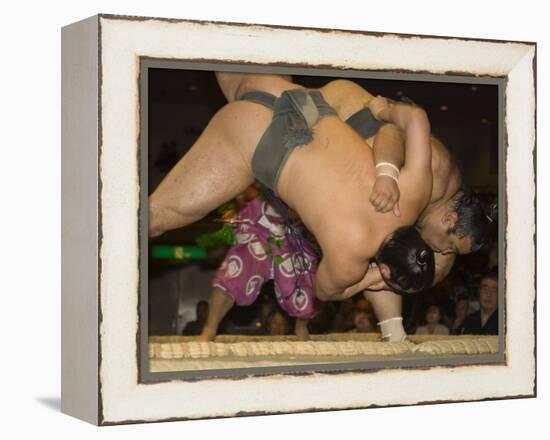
[197,288,235,342]
[197,328,217,342]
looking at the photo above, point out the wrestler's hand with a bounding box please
[368,95,391,120]
[370,176,401,216]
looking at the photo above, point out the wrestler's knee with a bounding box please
[148,195,178,237]
[148,200,166,237]
[149,195,209,237]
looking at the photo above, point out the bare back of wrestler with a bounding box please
[318,80,461,204]
[221,74,471,258]
[224,74,461,215]
[150,73,433,301]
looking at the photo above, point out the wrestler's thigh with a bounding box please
[151,101,272,224]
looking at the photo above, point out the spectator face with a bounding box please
[353,311,375,332]
[355,298,372,313]
[479,277,498,313]
[197,302,209,322]
[426,306,441,325]
[455,299,469,318]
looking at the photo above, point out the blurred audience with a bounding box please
[415,305,450,336]
[450,296,472,335]
[456,270,498,335]
[182,300,209,335]
[180,265,499,339]
[266,310,291,336]
[348,298,378,334]
[307,300,338,334]
[330,299,356,333]
[249,299,275,334]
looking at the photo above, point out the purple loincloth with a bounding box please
[212,198,318,320]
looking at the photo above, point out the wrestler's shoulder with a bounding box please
[322,219,376,258]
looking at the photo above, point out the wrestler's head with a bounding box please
[418,190,495,255]
[376,226,435,294]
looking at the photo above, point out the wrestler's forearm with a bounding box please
[378,104,432,175]
[316,274,372,302]
[372,124,405,170]
[377,103,426,133]
[363,290,402,322]
[317,288,356,302]
[314,269,358,302]
[364,289,407,341]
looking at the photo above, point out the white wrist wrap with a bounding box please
[376,172,399,184]
[377,317,407,342]
[375,162,399,183]
[376,161,400,174]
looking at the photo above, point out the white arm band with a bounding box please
[375,162,400,184]
[375,161,400,175]
[376,172,399,185]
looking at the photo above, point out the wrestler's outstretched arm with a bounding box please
[360,252,456,341]
[363,290,406,341]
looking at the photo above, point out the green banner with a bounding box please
[152,245,207,260]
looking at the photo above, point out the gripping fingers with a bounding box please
[373,194,386,211]
[379,196,393,213]
[393,201,401,217]
[369,190,378,205]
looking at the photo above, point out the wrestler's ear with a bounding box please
[379,264,391,280]
[442,210,459,229]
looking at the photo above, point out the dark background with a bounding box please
[147,68,499,335]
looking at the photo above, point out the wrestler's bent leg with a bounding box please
[294,318,310,341]
[198,287,235,342]
[149,101,271,236]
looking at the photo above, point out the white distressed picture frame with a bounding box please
[61,14,536,425]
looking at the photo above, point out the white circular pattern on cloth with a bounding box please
[262,201,282,219]
[293,288,309,311]
[235,232,254,243]
[246,275,264,297]
[257,215,286,238]
[278,253,295,278]
[225,255,243,278]
[278,252,311,278]
[274,284,282,300]
[292,253,312,274]
[248,240,267,261]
